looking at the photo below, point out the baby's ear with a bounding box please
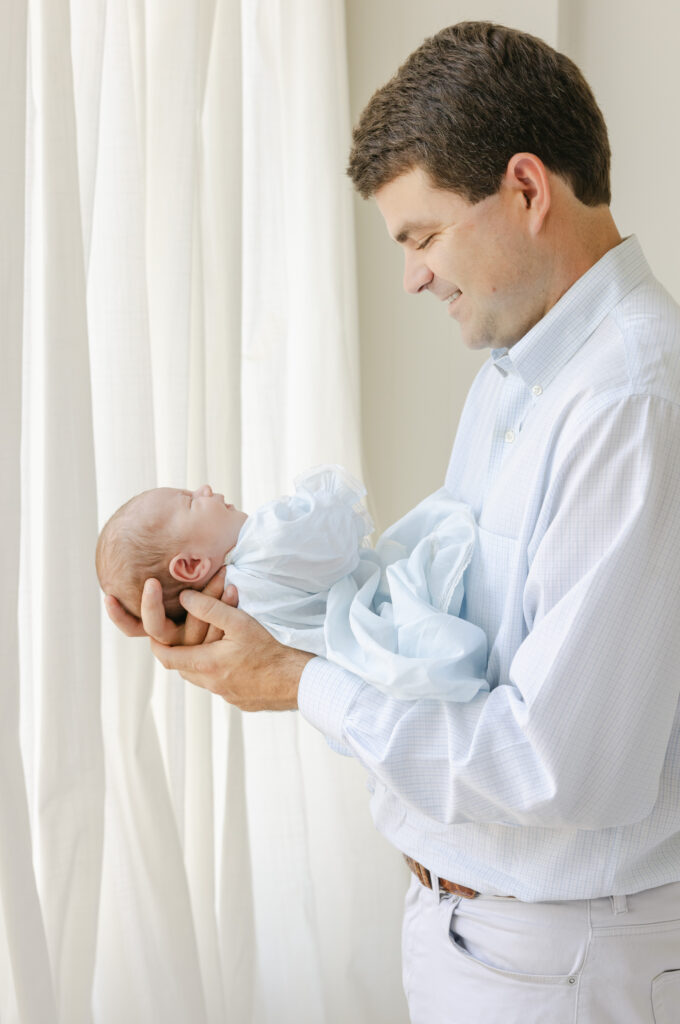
[169,554,213,585]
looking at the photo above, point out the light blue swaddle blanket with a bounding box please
[225,466,489,701]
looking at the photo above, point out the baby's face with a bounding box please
[145,485,246,565]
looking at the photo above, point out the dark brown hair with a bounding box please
[347,22,610,206]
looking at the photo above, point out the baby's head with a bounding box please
[96,485,247,622]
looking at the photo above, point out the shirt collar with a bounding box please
[490,236,652,390]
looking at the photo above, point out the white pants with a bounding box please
[402,876,680,1023]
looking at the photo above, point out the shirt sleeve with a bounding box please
[299,394,680,831]
[298,657,364,757]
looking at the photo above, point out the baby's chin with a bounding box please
[222,511,248,551]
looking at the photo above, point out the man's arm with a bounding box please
[107,398,680,830]
[300,395,680,830]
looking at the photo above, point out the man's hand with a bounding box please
[104,566,230,646]
[150,589,314,711]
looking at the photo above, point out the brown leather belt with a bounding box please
[404,855,480,899]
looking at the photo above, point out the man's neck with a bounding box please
[542,202,623,317]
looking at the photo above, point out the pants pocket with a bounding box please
[402,884,583,1024]
[652,970,680,1024]
[446,895,587,983]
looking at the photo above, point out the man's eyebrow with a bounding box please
[393,221,432,244]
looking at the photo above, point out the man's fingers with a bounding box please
[140,578,183,645]
[104,595,147,638]
[149,637,210,686]
[205,624,225,643]
[187,577,235,638]
[179,589,233,631]
[183,567,227,646]
[204,565,227,598]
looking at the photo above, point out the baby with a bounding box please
[97,466,489,701]
[96,484,249,624]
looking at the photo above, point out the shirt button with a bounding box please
[504,429,515,443]
[532,384,543,397]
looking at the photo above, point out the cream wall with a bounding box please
[559,0,680,299]
[345,1,680,532]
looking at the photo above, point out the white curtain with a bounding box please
[1,1,409,1022]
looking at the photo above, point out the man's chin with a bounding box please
[459,320,523,352]
[459,327,495,352]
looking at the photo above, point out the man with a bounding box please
[109,22,680,1022]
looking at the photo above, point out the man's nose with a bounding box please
[193,484,213,498]
[403,251,433,295]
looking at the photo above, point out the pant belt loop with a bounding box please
[610,894,628,915]
[431,872,441,904]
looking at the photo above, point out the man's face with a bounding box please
[374,166,549,350]
[145,485,246,565]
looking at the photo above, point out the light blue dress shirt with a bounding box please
[298,237,680,901]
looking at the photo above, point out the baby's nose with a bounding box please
[193,484,213,498]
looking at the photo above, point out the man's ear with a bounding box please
[169,553,213,584]
[504,153,551,234]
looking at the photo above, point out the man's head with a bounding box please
[96,485,247,623]
[348,22,619,350]
[347,21,610,207]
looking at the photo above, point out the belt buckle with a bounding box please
[439,879,480,899]
[403,855,479,899]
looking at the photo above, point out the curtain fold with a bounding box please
[16,2,103,1022]
[241,0,362,507]
[0,3,37,1018]
[0,5,58,1021]
[4,1,407,1021]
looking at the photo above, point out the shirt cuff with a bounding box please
[298,656,365,749]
